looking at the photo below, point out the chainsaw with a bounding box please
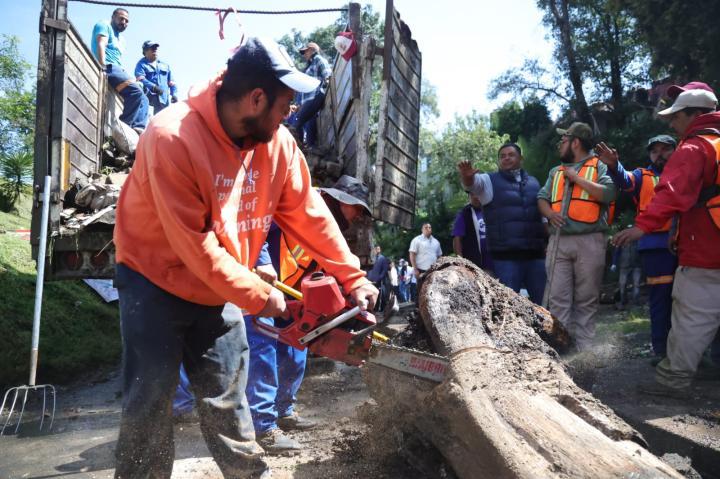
[252,271,449,382]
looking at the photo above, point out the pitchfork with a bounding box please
[0,176,56,435]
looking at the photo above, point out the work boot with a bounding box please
[257,428,303,456]
[649,355,665,367]
[277,412,317,431]
[637,381,690,399]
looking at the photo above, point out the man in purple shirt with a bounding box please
[452,193,493,273]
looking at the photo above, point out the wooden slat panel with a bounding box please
[338,112,356,160]
[389,59,420,107]
[68,144,96,182]
[65,30,101,95]
[391,13,422,70]
[334,64,353,127]
[382,140,417,178]
[66,100,98,145]
[390,37,421,94]
[374,6,422,229]
[64,121,98,166]
[387,97,420,144]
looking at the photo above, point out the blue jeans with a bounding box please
[172,363,194,416]
[114,264,264,478]
[640,248,677,356]
[245,316,308,434]
[492,258,547,305]
[295,92,325,146]
[105,64,149,130]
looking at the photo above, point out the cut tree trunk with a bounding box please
[363,257,682,479]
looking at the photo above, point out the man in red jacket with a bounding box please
[614,84,720,397]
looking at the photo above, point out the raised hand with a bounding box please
[596,142,619,170]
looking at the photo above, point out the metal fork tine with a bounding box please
[14,388,30,434]
[1,388,20,435]
[47,385,56,431]
[39,387,46,431]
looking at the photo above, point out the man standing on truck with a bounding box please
[112,37,378,478]
[91,8,149,132]
[135,40,178,114]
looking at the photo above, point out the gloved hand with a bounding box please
[610,264,617,272]
[171,95,178,103]
[151,84,165,95]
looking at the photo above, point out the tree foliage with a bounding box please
[491,99,552,143]
[0,35,35,211]
[491,0,649,124]
[626,0,720,85]
[0,35,35,158]
[277,4,382,66]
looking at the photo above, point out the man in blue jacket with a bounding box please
[597,135,677,361]
[458,143,547,304]
[135,41,178,114]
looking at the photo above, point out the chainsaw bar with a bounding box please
[367,341,449,382]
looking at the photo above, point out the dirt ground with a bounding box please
[0,298,718,478]
[0,357,425,479]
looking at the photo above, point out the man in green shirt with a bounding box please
[537,122,617,351]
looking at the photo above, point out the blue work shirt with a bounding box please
[135,58,177,107]
[607,161,669,251]
[91,20,124,67]
[299,53,330,105]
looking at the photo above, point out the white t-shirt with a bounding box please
[409,234,442,271]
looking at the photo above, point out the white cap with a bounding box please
[658,89,718,117]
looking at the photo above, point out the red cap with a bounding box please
[667,81,715,99]
[334,31,357,61]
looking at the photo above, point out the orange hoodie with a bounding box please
[114,73,369,314]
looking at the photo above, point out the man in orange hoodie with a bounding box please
[112,37,378,479]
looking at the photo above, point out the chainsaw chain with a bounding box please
[371,340,449,362]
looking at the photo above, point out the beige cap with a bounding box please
[658,89,718,117]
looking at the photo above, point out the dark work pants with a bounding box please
[114,264,265,479]
[640,249,677,356]
[295,92,325,146]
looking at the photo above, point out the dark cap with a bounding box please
[142,40,159,51]
[667,81,715,100]
[556,122,594,141]
[646,134,676,150]
[229,37,319,93]
[319,175,372,216]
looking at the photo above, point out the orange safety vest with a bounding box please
[550,157,615,224]
[695,134,720,230]
[278,234,319,290]
[637,168,671,232]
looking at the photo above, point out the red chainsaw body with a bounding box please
[253,273,376,366]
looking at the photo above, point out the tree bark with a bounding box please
[546,0,592,124]
[364,257,682,479]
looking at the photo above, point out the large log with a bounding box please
[364,257,681,478]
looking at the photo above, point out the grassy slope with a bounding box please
[0,194,120,388]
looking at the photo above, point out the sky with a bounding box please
[0,0,554,127]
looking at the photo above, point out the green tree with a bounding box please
[415,112,506,252]
[0,35,35,157]
[491,99,552,142]
[626,0,720,85]
[0,150,32,211]
[0,35,36,211]
[491,0,649,124]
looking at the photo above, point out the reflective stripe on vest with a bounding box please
[646,274,674,285]
[550,157,613,224]
[279,234,317,290]
[638,168,671,232]
[695,134,720,230]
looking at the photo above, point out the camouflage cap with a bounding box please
[556,122,594,141]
